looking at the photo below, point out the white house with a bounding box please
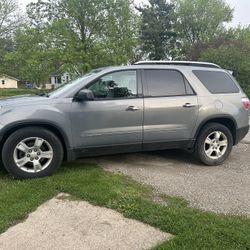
[0,74,18,89]
[46,72,71,89]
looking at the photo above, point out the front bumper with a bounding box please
[235,125,249,145]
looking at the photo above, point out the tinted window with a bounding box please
[184,78,195,95]
[89,70,137,99]
[193,70,239,94]
[145,70,187,96]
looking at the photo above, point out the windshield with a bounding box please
[48,68,104,98]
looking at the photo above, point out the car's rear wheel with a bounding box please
[2,127,63,179]
[195,123,233,165]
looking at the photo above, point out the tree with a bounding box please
[5,0,138,83]
[173,0,233,45]
[0,0,23,74]
[0,37,14,75]
[172,0,234,60]
[0,0,23,37]
[136,0,177,60]
[5,26,63,84]
[24,0,138,76]
[199,27,250,96]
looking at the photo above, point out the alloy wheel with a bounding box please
[13,137,53,173]
[204,131,228,160]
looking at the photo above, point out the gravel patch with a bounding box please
[81,138,250,216]
[0,194,172,250]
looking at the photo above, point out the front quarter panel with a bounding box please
[0,98,74,148]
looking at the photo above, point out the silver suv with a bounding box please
[0,61,249,179]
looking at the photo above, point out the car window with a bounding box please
[193,70,239,94]
[184,78,195,95]
[145,69,187,97]
[88,70,137,99]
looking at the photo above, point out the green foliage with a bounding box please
[0,37,14,75]
[5,27,64,84]
[4,0,138,83]
[136,0,177,60]
[0,0,23,37]
[199,27,250,96]
[0,162,250,249]
[173,0,233,45]
[0,0,23,75]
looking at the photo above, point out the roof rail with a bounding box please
[134,61,221,69]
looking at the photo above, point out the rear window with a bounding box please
[193,70,239,94]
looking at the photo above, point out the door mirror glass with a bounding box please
[74,89,94,102]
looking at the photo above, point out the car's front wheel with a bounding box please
[2,127,63,179]
[195,123,233,165]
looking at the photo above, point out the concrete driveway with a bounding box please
[81,127,250,216]
[0,194,172,250]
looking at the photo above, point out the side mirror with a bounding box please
[74,89,94,102]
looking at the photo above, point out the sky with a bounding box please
[18,0,250,27]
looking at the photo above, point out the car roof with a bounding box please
[134,61,221,69]
[97,61,223,74]
[98,65,223,74]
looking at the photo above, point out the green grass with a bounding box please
[0,88,49,98]
[0,162,250,249]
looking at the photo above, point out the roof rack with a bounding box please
[134,61,221,69]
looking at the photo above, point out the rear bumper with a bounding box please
[235,125,249,145]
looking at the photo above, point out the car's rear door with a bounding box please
[142,69,199,148]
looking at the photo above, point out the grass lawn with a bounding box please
[0,162,250,249]
[0,88,49,98]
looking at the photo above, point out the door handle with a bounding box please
[183,103,196,108]
[126,106,140,111]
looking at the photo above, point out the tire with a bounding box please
[194,123,233,166]
[2,127,63,179]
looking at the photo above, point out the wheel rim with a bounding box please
[13,137,53,173]
[204,131,228,160]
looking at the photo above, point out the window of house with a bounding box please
[88,70,137,99]
[2,80,5,85]
[56,76,62,84]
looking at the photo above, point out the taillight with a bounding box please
[242,97,250,110]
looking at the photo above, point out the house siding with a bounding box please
[0,76,18,89]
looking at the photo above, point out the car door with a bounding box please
[70,70,143,150]
[142,69,199,147]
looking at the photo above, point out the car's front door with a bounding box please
[70,70,143,150]
[142,69,199,147]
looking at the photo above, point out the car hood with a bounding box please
[0,95,50,108]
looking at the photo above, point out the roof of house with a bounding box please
[0,74,19,81]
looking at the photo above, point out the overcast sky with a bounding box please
[19,0,250,27]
